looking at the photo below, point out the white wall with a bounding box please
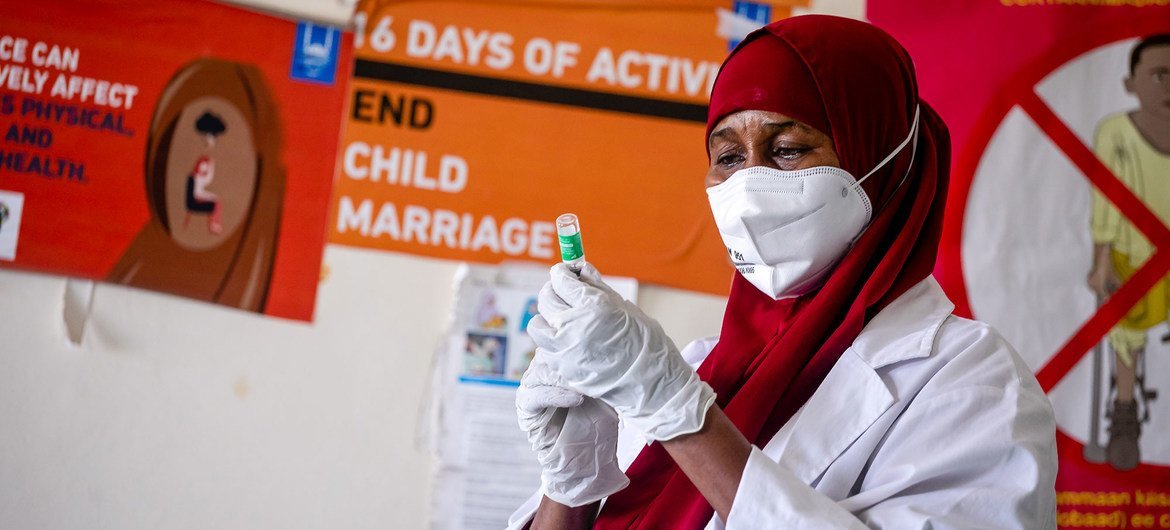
[0,1,862,529]
[220,0,354,25]
[0,247,727,530]
[795,0,864,18]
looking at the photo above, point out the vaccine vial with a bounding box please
[557,213,585,274]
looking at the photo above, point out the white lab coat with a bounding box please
[508,277,1058,529]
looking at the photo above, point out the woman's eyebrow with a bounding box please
[708,120,803,148]
[708,127,737,148]
[762,121,800,134]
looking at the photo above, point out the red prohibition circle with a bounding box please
[940,18,1170,484]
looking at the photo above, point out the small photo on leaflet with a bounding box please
[464,332,507,377]
[474,291,508,330]
[507,336,536,381]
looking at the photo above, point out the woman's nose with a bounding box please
[745,149,781,170]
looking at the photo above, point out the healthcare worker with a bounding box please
[510,15,1058,530]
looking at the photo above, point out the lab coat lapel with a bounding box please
[777,351,893,484]
[775,278,955,485]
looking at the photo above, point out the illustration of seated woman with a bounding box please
[185,156,221,234]
[184,112,226,234]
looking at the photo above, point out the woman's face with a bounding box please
[165,96,257,250]
[705,110,840,188]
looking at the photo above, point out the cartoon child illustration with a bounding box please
[108,58,286,312]
[1087,34,1170,471]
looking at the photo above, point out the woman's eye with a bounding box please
[717,152,744,166]
[772,146,808,160]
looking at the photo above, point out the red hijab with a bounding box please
[594,15,951,529]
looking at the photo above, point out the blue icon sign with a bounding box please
[291,21,341,85]
[728,1,772,51]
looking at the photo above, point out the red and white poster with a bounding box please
[869,1,1170,527]
[0,0,353,321]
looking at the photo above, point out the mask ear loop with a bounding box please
[845,104,921,247]
[852,104,921,223]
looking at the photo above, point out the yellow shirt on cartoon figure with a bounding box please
[1092,112,1170,261]
[1090,111,1170,356]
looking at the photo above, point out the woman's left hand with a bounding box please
[526,262,716,442]
[516,358,629,508]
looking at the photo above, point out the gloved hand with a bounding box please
[527,262,716,442]
[516,357,629,507]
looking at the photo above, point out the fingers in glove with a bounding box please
[518,385,583,412]
[517,364,584,407]
[578,262,623,300]
[516,361,584,412]
[526,314,559,350]
[539,282,571,312]
[521,406,567,454]
[537,282,573,327]
[518,352,558,386]
[549,263,610,307]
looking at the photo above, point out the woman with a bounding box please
[510,15,1057,529]
[108,58,285,313]
[186,156,222,234]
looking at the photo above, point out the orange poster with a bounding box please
[330,1,801,294]
[0,0,352,321]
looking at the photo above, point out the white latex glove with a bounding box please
[516,357,629,507]
[527,262,716,442]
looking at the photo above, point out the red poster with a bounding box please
[870,1,1170,527]
[0,0,353,321]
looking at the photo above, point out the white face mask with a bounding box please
[706,106,920,300]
